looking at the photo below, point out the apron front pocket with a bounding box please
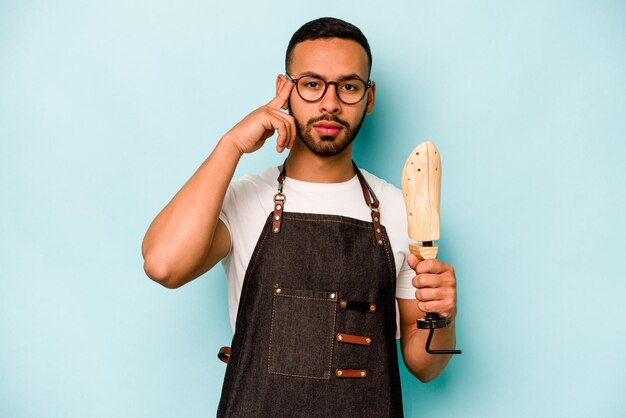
[267,285,338,380]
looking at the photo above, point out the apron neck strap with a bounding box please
[274,160,385,246]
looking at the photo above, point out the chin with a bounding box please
[302,136,354,157]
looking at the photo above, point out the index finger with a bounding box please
[413,258,451,275]
[267,76,295,110]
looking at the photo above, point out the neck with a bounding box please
[283,142,356,183]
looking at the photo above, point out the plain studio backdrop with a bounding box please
[1,1,625,417]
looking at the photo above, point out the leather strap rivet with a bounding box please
[275,288,281,294]
[360,371,366,377]
[376,228,381,233]
[330,293,336,299]
[337,334,344,341]
[378,240,383,245]
[369,304,376,312]
[217,346,231,364]
[340,299,347,309]
[336,370,343,377]
[276,204,282,210]
[365,337,372,344]
[275,215,280,221]
[374,216,379,222]
[273,227,279,233]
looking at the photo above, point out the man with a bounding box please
[142,17,458,417]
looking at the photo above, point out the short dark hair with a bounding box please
[285,17,372,77]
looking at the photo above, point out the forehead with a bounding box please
[289,38,369,80]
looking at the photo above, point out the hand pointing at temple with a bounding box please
[223,74,297,155]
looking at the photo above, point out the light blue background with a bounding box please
[1,1,625,417]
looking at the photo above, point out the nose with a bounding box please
[319,82,341,114]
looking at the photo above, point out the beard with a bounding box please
[288,105,367,157]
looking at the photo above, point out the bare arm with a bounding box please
[398,255,458,382]
[141,75,296,288]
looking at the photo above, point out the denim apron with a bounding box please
[217,162,403,417]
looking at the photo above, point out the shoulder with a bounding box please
[225,166,279,204]
[222,166,279,216]
[232,166,279,191]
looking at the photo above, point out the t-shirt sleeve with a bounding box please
[218,183,236,258]
[218,174,272,262]
[395,257,416,300]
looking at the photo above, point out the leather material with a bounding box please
[336,333,372,346]
[218,346,231,364]
[271,194,285,233]
[335,368,368,378]
[272,160,385,246]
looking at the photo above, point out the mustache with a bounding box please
[307,114,349,128]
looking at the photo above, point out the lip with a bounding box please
[314,122,343,129]
[314,126,341,136]
[313,122,343,136]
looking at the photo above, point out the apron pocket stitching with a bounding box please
[267,287,338,380]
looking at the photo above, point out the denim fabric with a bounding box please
[218,202,403,417]
[268,286,338,379]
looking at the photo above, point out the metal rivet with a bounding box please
[369,305,376,312]
[273,227,279,232]
[337,334,343,341]
[336,370,343,376]
[378,240,383,245]
[340,300,347,308]
[276,288,281,294]
[330,293,336,299]
[374,216,379,222]
[275,215,280,221]
[276,205,282,210]
[365,338,371,344]
[360,371,366,377]
[376,228,381,233]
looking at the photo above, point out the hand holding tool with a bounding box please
[402,141,461,355]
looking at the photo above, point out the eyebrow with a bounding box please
[295,71,367,82]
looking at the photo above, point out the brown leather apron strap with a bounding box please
[272,164,287,233]
[218,346,231,364]
[271,193,285,233]
[335,368,367,378]
[274,159,384,246]
[352,162,384,247]
[335,333,372,346]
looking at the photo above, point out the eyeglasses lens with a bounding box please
[296,76,366,104]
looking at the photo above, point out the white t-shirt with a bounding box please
[219,166,417,338]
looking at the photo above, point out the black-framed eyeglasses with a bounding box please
[287,74,372,105]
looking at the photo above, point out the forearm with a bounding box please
[400,311,457,382]
[141,135,241,286]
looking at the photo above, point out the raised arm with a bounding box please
[141,75,296,288]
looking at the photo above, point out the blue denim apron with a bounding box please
[217,162,403,417]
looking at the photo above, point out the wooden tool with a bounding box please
[402,141,461,355]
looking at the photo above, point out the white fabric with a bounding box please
[219,166,417,339]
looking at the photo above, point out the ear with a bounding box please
[365,80,376,115]
[276,74,288,96]
[275,74,290,110]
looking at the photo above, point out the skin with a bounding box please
[141,37,458,382]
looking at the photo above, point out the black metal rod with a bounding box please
[425,328,462,355]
